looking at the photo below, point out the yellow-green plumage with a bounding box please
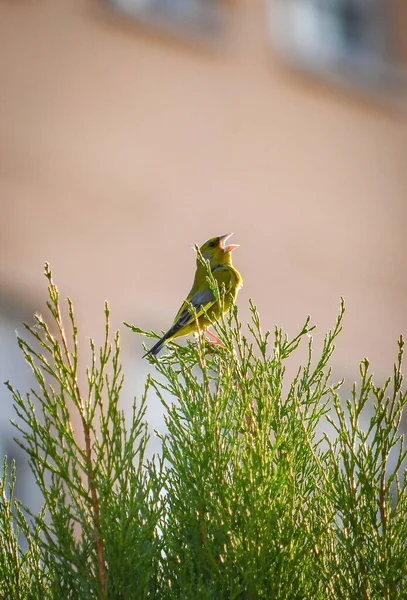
[144,234,243,357]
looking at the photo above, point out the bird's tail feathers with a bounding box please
[143,334,169,358]
[143,319,186,358]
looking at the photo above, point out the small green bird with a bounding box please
[144,233,243,357]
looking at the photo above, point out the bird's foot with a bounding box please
[205,329,225,347]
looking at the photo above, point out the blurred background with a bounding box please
[1,0,406,504]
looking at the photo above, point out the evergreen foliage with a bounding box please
[1,264,406,599]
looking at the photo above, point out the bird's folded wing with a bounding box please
[172,266,234,331]
[212,264,234,291]
[172,287,216,331]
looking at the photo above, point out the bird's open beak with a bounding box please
[219,233,239,253]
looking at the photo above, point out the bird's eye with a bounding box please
[209,241,216,248]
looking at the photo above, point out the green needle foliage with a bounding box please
[1,264,407,599]
[1,265,163,599]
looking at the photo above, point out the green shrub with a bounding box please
[1,265,406,599]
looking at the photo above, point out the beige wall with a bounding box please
[1,0,406,397]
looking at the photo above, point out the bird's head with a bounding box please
[198,233,239,268]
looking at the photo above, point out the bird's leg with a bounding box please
[205,329,225,347]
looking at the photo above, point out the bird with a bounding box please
[143,233,243,357]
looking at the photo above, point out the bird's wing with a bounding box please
[171,266,234,331]
[212,264,235,292]
[171,287,216,331]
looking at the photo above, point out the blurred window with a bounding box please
[269,0,405,97]
[106,0,226,40]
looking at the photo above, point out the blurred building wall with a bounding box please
[0,0,406,430]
